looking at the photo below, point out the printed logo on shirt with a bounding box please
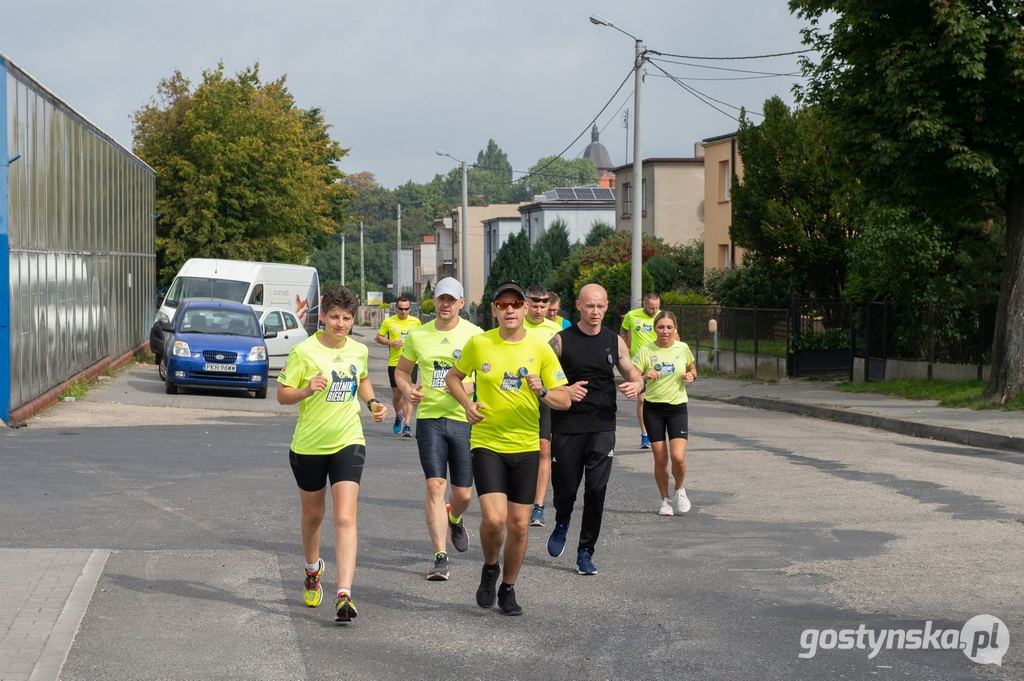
[482,363,491,374]
[441,337,450,344]
[555,370,566,381]
[607,353,614,365]
[654,362,676,375]
[431,360,451,388]
[642,323,653,332]
[499,371,524,391]
[453,349,462,361]
[326,365,359,402]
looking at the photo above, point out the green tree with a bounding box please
[518,156,599,198]
[646,255,679,294]
[791,0,1024,401]
[731,97,856,299]
[482,231,550,328]
[674,238,705,292]
[470,139,515,203]
[132,63,347,282]
[584,221,616,247]
[534,218,572,274]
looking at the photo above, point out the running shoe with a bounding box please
[427,552,450,581]
[576,548,598,575]
[497,583,522,616]
[675,488,692,514]
[476,563,501,608]
[303,558,325,607]
[658,497,674,516]
[640,434,651,449]
[529,503,545,527]
[402,424,413,438]
[547,521,569,558]
[392,416,403,434]
[447,503,469,553]
[335,593,358,623]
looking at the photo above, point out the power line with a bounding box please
[646,68,764,116]
[647,61,743,122]
[647,71,799,82]
[648,56,803,77]
[647,48,814,61]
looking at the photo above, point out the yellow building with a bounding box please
[701,132,747,273]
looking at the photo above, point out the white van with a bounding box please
[150,258,320,359]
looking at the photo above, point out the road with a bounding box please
[1,339,1021,680]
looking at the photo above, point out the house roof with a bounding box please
[611,157,704,173]
[701,131,739,143]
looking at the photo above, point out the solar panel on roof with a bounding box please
[595,188,615,200]
[556,188,576,200]
[574,188,595,200]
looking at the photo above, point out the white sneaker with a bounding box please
[658,497,674,516]
[675,488,691,514]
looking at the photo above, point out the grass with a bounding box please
[837,378,1024,411]
[58,379,90,401]
[694,338,788,358]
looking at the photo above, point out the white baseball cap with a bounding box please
[434,277,464,299]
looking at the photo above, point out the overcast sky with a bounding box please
[2,1,813,189]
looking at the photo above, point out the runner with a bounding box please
[547,284,644,575]
[523,285,564,528]
[277,285,390,623]
[376,294,422,437]
[445,281,570,615]
[630,310,697,516]
[395,277,483,581]
[619,292,661,449]
[546,291,571,329]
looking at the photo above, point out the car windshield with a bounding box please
[179,309,259,337]
[164,277,249,308]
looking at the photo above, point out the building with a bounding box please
[612,157,705,247]
[1,55,155,423]
[482,216,522,283]
[391,248,414,298]
[435,203,522,306]
[518,188,616,248]
[701,132,746,272]
[582,124,616,188]
[412,234,437,298]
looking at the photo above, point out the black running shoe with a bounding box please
[497,583,522,616]
[476,563,500,608]
[335,593,358,623]
[447,503,469,553]
[427,552,450,581]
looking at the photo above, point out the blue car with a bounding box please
[160,299,277,399]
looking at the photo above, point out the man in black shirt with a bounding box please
[547,284,644,575]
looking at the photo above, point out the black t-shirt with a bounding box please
[550,324,620,434]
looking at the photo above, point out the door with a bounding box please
[261,311,288,370]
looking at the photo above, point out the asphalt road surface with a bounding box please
[2,343,1021,681]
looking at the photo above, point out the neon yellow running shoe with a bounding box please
[303,559,325,607]
[335,593,358,623]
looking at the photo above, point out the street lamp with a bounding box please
[591,14,644,310]
[436,148,470,305]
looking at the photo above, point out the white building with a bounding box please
[482,216,523,284]
[518,187,616,247]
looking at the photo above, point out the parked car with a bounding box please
[160,300,276,399]
[259,307,309,370]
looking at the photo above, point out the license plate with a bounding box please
[204,363,237,372]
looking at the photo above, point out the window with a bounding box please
[248,284,264,305]
[622,180,647,217]
[719,160,731,202]
[718,244,731,269]
[283,312,299,330]
[263,311,284,333]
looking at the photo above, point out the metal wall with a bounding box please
[3,56,155,417]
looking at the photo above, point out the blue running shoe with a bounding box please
[547,521,569,557]
[529,504,545,527]
[402,424,412,438]
[392,417,403,434]
[576,548,597,575]
[640,434,651,449]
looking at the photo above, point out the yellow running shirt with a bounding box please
[401,317,483,421]
[455,329,568,453]
[632,340,695,406]
[278,333,369,454]
[377,314,422,366]
[524,317,562,343]
[620,308,659,356]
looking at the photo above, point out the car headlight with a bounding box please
[248,346,267,361]
[172,340,191,357]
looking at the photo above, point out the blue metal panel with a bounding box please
[1,56,10,422]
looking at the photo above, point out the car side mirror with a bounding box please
[263,330,278,339]
[159,321,174,333]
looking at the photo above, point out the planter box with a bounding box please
[789,349,850,376]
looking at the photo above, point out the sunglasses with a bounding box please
[494,299,525,311]
[396,306,411,311]
[528,297,549,303]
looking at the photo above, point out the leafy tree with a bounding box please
[470,139,515,204]
[132,63,347,282]
[674,238,705,292]
[646,255,679,294]
[575,262,655,323]
[518,156,599,198]
[731,97,856,299]
[791,0,1024,401]
[584,221,616,247]
[534,218,571,273]
[704,255,795,309]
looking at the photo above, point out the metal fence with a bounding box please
[663,304,790,380]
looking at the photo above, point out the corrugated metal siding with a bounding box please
[4,57,155,414]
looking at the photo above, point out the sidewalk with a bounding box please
[690,376,1024,453]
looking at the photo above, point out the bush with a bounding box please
[705,256,794,309]
[420,298,435,314]
[646,255,678,293]
[660,291,710,305]
[792,328,849,350]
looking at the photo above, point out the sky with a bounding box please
[1,1,814,189]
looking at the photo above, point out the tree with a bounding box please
[731,97,856,299]
[674,239,705,292]
[470,139,515,204]
[518,156,599,198]
[791,0,1024,402]
[481,231,550,328]
[584,221,616,247]
[132,63,347,282]
[534,218,572,272]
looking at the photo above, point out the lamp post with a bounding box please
[436,148,470,305]
[591,15,644,310]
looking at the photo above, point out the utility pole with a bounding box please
[396,203,402,296]
[341,233,346,286]
[629,37,643,309]
[359,221,365,303]
[460,160,469,304]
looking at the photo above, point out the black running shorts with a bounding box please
[471,448,539,505]
[642,401,689,443]
[289,444,366,491]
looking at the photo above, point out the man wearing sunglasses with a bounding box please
[523,285,563,528]
[376,295,422,437]
[446,281,570,616]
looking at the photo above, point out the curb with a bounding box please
[692,395,1024,454]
